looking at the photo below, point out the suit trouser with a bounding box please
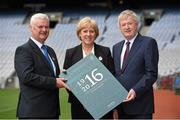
[117,106,152,119]
[18,116,59,120]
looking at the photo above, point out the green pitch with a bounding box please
[0,88,71,119]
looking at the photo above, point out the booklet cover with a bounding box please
[59,54,128,119]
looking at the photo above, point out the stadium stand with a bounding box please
[1,0,180,119]
[145,9,180,89]
[0,11,29,88]
[0,7,180,91]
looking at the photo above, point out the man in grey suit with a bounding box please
[14,13,69,119]
[113,10,159,119]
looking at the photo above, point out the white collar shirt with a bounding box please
[82,45,95,58]
[120,33,138,69]
[30,37,56,75]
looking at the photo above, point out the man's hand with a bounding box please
[56,78,70,90]
[124,89,136,102]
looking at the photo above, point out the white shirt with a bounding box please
[30,37,56,75]
[120,34,138,69]
[82,45,95,58]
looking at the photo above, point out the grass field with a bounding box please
[0,88,71,119]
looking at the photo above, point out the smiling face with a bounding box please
[76,17,99,47]
[118,10,139,40]
[30,18,49,43]
[79,26,96,46]
[119,16,138,40]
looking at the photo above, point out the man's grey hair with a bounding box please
[30,13,49,26]
[118,9,140,30]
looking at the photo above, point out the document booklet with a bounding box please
[59,54,128,119]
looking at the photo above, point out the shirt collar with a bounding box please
[82,45,95,58]
[30,37,44,49]
[124,33,138,45]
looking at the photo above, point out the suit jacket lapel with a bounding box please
[122,34,142,72]
[116,41,124,73]
[28,39,54,72]
[47,48,57,68]
[74,44,83,64]
[94,43,102,61]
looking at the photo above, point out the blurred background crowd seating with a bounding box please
[0,0,180,118]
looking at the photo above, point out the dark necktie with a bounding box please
[122,41,130,68]
[41,45,54,69]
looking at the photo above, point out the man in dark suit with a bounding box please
[63,17,115,119]
[113,10,159,119]
[14,13,69,119]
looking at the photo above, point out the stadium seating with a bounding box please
[0,8,180,88]
[0,11,29,88]
[146,9,180,78]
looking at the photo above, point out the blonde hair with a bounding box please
[76,17,99,40]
